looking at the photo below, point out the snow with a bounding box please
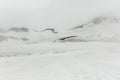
[0,16,120,80]
[0,42,120,80]
[1,0,120,79]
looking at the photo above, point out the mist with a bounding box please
[0,0,120,29]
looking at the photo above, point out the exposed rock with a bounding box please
[42,28,58,34]
[9,27,29,32]
[21,37,29,41]
[59,36,77,41]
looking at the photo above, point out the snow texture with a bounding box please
[0,16,120,80]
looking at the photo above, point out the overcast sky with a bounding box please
[0,0,120,29]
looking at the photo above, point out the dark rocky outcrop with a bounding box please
[9,27,29,32]
[42,28,58,34]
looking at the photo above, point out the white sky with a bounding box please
[0,0,120,29]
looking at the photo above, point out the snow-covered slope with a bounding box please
[59,16,120,42]
[0,27,58,44]
[0,16,120,44]
[0,42,120,80]
[0,16,120,80]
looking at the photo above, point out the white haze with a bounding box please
[0,0,120,29]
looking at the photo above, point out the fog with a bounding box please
[0,0,120,29]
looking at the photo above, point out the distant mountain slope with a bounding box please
[58,16,120,42]
[70,16,119,30]
[0,16,120,43]
[0,27,58,44]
